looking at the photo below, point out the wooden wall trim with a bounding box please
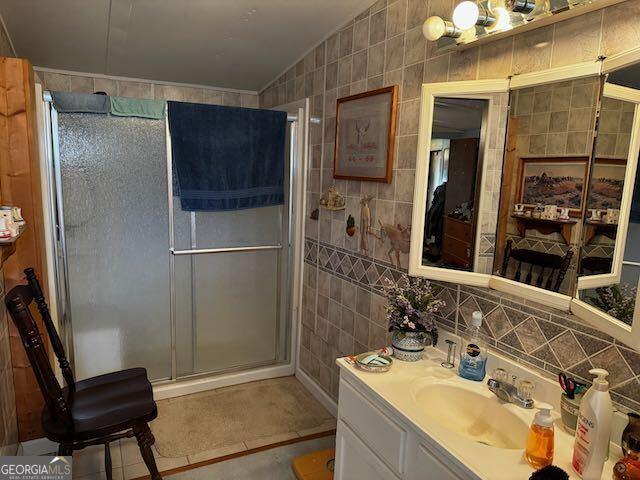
[0,57,49,441]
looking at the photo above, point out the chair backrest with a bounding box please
[580,256,613,275]
[5,268,73,426]
[500,239,574,293]
[23,268,75,390]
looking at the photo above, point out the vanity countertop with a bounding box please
[337,347,622,480]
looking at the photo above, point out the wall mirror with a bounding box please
[410,80,509,286]
[492,74,601,304]
[572,51,640,349]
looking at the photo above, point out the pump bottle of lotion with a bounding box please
[572,368,612,479]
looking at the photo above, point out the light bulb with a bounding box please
[422,16,462,41]
[452,1,480,29]
[423,16,446,41]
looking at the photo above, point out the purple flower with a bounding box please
[383,274,444,335]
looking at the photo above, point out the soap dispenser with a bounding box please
[572,368,613,480]
[458,310,487,381]
[526,404,555,469]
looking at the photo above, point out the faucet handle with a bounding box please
[517,379,535,400]
[492,368,508,383]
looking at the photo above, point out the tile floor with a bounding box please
[68,427,336,479]
[166,436,335,480]
[65,434,335,480]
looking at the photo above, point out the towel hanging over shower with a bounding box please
[51,91,110,114]
[168,102,287,211]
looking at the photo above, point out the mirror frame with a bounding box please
[410,54,640,349]
[570,48,640,349]
[490,61,602,311]
[409,79,509,287]
[576,82,640,291]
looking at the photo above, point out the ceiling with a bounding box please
[432,98,486,139]
[0,0,373,91]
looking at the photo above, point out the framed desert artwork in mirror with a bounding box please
[334,86,398,183]
[517,158,589,216]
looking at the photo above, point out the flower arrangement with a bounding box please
[587,284,637,325]
[383,275,444,346]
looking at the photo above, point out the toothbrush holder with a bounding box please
[560,392,583,434]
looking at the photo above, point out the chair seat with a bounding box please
[43,368,157,441]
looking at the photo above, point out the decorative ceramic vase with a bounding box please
[391,330,426,362]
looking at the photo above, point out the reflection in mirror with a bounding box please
[422,98,487,272]
[578,63,640,325]
[494,76,601,295]
[579,95,633,277]
[581,169,639,325]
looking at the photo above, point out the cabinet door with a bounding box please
[406,438,477,480]
[335,420,401,480]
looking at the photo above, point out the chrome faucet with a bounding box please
[487,368,535,409]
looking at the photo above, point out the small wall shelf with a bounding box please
[584,219,617,244]
[511,215,577,245]
[0,224,25,268]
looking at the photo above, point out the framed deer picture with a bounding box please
[334,86,398,183]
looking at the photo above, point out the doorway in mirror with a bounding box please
[423,98,487,271]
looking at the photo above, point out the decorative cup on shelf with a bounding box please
[590,209,602,221]
[0,208,17,237]
[514,204,525,215]
[524,210,532,217]
[559,207,570,220]
[0,218,11,239]
[542,205,558,220]
[11,206,23,223]
[606,208,620,224]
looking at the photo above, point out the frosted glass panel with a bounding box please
[189,250,279,373]
[194,206,282,248]
[57,113,170,381]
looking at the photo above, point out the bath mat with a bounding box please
[151,376,335,458]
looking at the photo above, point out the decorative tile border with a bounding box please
[304,236,640,413]
[305,237,406,295]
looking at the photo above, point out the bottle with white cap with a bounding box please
[458,311,487,381]
[572,368,613,480]
[526,403,555,469]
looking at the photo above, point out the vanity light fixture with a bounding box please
[507,0,549,17]
[422,16,462,41]
[452,1,496,29]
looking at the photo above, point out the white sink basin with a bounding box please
[413,383,529,450]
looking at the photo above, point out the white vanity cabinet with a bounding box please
[334,375,479,480]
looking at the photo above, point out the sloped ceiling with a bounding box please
[0,0,373,91]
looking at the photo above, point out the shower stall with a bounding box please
[38,89,308,395]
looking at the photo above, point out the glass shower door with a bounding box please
[54,112,171,381]
[172,124,293,377]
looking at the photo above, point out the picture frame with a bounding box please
[333,86,398,183]
[516,157,589,216]
[587,158,627,210]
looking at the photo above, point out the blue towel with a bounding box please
[51,91,110,114]
[168,102,287,211]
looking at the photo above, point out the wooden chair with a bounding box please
[5,268,162,480]
[580,256,613,275]
[500,240,574,293]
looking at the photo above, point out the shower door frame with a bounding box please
[40,91,310,399]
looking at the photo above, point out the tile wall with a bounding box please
[260,0,640,412]
[36,71,259,107]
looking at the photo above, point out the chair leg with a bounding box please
[105,443,112,480]
[57,443,72,456]
[133,423,162,480]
